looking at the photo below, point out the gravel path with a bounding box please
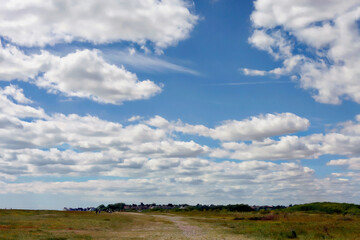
[120,212,251,239]
[154,214,251,240]
[156,215,203,239]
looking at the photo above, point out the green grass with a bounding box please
[284,202,360,215]
[1,207,360,239]
[0,210,177,239]
[164,209,360,239]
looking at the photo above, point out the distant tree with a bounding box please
[97,204,107,211]
[107,202,125,212]
[226,204,254,212]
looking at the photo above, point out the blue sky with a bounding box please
[1,0,360,209]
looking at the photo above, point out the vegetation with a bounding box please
[1,202,360,239]
[284,202,360,215]
[97,202,126,212]
[183,204,254,212]
[171,210,360,239]
[95,202,255,212]
[0,209,179,239]
[146,203,255,212]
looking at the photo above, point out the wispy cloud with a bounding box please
[103,49,201,76]
[210,81,293,86]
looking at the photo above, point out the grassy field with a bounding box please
[0,210,183,240]
[1,209,360,239]
[169,210,360,239]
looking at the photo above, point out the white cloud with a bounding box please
[248,30,292,60]
[1,160,359,206]
[146,115,172,129]
[0,160,316,199]
[209,115,360,161]
[4,87,360,171]
[175,113,310,141]
[0,41,52,81]
[210,136,320,160]
[245,0,360,104]
[241,68,267,76]
[0,0,200,105]
[0,0,198,49]
[0,0,199,105]
[128,115,143,122]
[0,87,360,205]
[104,49,200,75]
[328,158,360,170]
[0,86,208,165]
[251,0,359,30]
[0,43,162,104]
[0,86,47,119]
[2,85,33,104]
[37,49,162,104]
[248,29,276,55]
[0,88,313,180]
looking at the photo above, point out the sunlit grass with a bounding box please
[0,210,177,239]
[168,210,360,239]
[1,208,360,239]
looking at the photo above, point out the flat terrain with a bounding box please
[1,209,360,239]
[0,210,249,239]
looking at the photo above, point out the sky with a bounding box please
[1,0,360,210]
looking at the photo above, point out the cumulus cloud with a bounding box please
[174,112,310,141]
[1,160,359,206]
[2,85,33,104]
[0,85,208,169]
[328,158,360,170]
[0,0,200,105]
[37,49,162,104]
[0,87,313,182]
[0,0,202,106]
[1,86,360,205]
[128,116,143,122]
[210,136,320,160]
[0,85,47,119]
[0,161,318,202]
[0,43,162,104]
[3,87,360,176]
[0,0,198,49]
[244,0,360,104]
[0,41,52,81]
[209,115,360,161]
[0,0,200,104]
[144,114,360,162]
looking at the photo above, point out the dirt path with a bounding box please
[152,214,251,240]
[155,214,203,239]
[119,212,251,239]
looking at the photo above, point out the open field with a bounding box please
[0,209,248,240]
[167,210,360,239]
[1,209,360,239]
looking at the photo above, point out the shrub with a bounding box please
[285,202,360,215]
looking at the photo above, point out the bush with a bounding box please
[285,202,360,215]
